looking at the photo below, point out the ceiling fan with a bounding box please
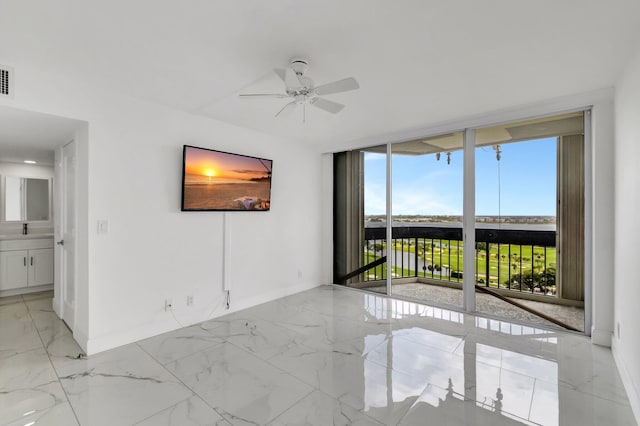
[239,59,359,122]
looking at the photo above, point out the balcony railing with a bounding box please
[363,225,557,296]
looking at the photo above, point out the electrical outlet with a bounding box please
[186,295,194,306]
[164,298,173,312]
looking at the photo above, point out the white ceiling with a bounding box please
[0,106,84,165]
[0,0,639,151]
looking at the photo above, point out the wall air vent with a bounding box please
[0,65,14,98]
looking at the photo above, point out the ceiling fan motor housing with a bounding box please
[290,58,309,75]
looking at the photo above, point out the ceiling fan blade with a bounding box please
[310,97,345,114]
[284,68,303,90]
[275,101,297,118]
[274,68,286,81]
[314,77,360,96]
[239,93,288,99]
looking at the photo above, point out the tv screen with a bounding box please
[181,145,272,211]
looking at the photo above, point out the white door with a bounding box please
[59,141,76,329]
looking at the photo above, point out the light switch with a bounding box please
[97,220,109,234]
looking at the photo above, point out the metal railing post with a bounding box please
[360,225,555,296]
[485,244,490,288]
[414,236,419,278]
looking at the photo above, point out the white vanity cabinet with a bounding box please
[0,237,54,291]
[0,249,29,289]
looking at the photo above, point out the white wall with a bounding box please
[0,64,330,354]
[0,162,54,234]
[613,47,640,420]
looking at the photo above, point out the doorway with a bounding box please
[0,105,85,335]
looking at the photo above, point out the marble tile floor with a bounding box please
[367,283,585,332]
[0,286,635,426]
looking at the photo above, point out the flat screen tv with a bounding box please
[181,145,272,211]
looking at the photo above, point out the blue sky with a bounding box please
[364,137,557,216]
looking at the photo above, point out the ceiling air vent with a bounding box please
[0,65,14,98]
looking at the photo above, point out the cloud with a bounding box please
[364,181,462,215]
[364,152,386,161]
[363,155,463,215]
[364,181,387,214]
[232,169,266,174]
[391,188,460,215]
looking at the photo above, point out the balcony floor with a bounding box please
[365,283,585,332]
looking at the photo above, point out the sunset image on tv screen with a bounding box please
[182,146,272,211]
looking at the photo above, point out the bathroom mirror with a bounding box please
[4,176,51,222]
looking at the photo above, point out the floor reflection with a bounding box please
[0,286,635,425]
[354,286,632,425]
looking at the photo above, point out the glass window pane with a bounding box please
[390,132,464,309]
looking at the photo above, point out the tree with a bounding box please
[504,267,556,294]
[539,267,556,287]
[505,270,536,291]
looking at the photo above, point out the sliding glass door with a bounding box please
[333,111,587,333]
[389,132,464,309]
[473,112,585,332]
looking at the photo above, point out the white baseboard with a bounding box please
[72,328,89,354]
[85,317,183,355]
[52,297,60,318]
[84,281,323,356]
[591,326,612,347]
[224,281,321,314]
[611,337,640,425]
[0,284,53,298]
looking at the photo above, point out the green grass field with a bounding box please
[363,239,556,290]
[364,251,412,280]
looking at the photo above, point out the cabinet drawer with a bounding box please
[0,238,54,251]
